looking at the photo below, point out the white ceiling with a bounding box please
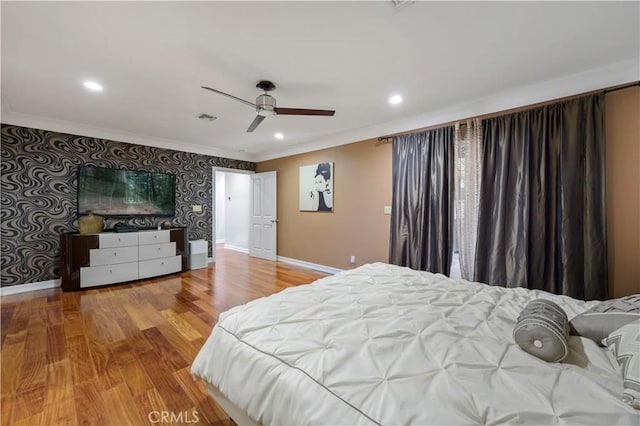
[2,1,639,163]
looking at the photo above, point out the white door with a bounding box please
[250,171,277,261]
[211,170,217,263]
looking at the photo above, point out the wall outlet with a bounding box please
[192,205,202,213]
[349,255,356,264]
[384,206,392,215]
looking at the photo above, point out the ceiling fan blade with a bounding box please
[201,86,256,108]
[274,107,335,116]
[246,115,266,132]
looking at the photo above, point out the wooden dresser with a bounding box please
[60,227,189,291]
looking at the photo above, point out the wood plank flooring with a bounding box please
[1,248,327,425]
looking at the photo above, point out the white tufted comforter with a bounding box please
[191,263,639,425]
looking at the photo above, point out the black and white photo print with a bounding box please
[299,162,333,212]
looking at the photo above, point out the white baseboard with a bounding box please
[216,239,225,244]
[277,256,342,275]
[1,279,60,296]
[224,244,249,254]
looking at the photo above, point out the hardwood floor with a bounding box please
[1,248,327,425]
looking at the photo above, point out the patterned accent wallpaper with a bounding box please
[0,124,255,287]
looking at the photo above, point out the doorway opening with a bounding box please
[213,168,252,262]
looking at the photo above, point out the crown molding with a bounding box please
[0,111,256,163]
[253,57,640,162]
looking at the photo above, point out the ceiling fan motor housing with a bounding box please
[256,94,276,116]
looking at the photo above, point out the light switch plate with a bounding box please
[192,205,202,213]
[384,206,392,215]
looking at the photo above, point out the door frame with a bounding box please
[211,167,254,263]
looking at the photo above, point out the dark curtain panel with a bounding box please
[474,94,607,300]
[389,127,455,274]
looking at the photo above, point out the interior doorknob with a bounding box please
[271,219,279,223]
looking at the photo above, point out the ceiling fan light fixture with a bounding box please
[257,108,276,117]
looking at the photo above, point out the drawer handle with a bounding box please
[109,269,113,274]
[114,252,117,256]
[161,262,165,265]
[157,247,161,251]
[154,235,158,239]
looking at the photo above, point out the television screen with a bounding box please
[78,166,176,216]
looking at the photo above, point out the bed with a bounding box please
[191,263,639,425]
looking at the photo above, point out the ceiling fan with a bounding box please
[202,80,335,132]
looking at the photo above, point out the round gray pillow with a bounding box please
[513,299,569,363]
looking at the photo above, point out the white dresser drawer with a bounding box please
[138,230,170,246]
[99,232,138,248]
[90,246,138,266]
[80,262,139,287]
[138,256,182,279]
[139,242,176,261]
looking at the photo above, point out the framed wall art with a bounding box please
[299,162,333,212]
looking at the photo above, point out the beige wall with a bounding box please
[256,139,393,269]
[257,87,639,297]
[605,87,640,298]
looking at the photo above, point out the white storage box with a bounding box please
[189,240,208,270]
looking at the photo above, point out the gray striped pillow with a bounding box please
[570,295,640,345]
[514,299,570,363]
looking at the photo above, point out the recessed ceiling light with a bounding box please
[389,95,403,105]
[274,132,284,139]
[83,81,103,91]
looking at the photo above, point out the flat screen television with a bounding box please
[78,165,176,216]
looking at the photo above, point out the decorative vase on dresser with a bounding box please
[78,212,104,234]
